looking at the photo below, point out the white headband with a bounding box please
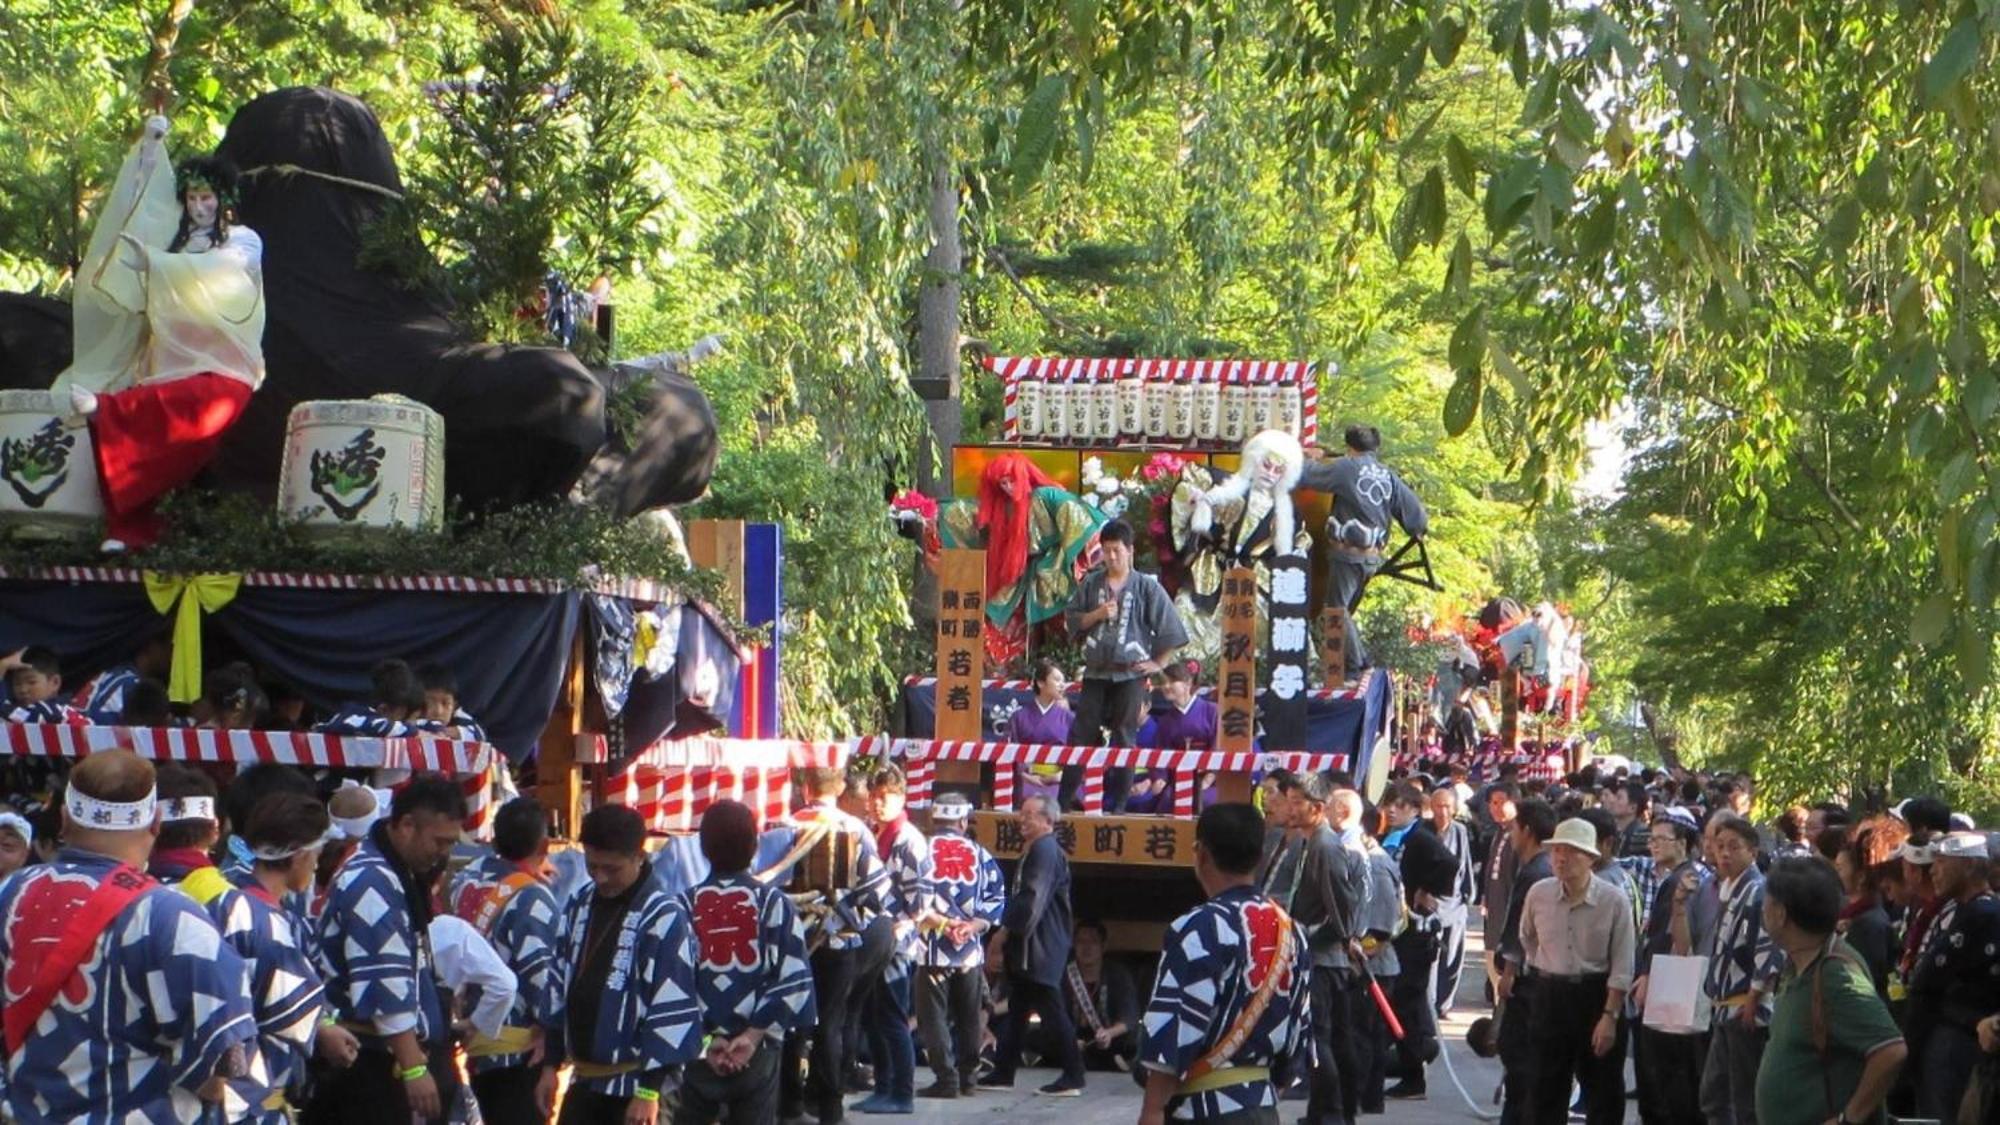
[161,797,215,823]
[250,826,337,862]
[65,786,158,831]
[0,813,31,845]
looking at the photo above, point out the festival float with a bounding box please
[0,88,827,834]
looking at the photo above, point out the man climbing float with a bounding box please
[1297,425,1428,677]
[54,115,265,552]
[937,454,1107,667]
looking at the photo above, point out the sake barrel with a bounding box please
[0,391,104,538]
[279,396,444,534]
[1014,368,1044,439]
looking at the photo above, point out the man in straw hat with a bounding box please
[0,749,257,1122]
[1516,817,1637,1125]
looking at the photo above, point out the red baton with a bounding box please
[1367,975,1405,1041]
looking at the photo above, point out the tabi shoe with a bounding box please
[974,1076,1016,1091]
[1037,1080,1085,1097]
[915,1080,958,1099]
[849,1094,913,1115]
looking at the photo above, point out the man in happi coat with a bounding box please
[677,800,816,1125]
[852,767,935,1114]
[0,750,257,1123]
[536,804,703,1125]
[769,767,889,1125]
[212,791,349,1124]
[1295,425,1428,675]
[1137,803,1311,1124]
[308,775,470,1125]
[915,794,1006,1099]
[448,797,562,1125]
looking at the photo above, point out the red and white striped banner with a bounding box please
[983,356,1319,446]
[901,668,1376,702]
[0,722,499,831]
[596,736,855,834]
[856,736,1350,810]
[577,734,849,768]
[0,566,687,603]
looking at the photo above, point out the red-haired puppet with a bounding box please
[935,454,1107,666]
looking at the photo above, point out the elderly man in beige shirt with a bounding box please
[1517,817,1638,1125]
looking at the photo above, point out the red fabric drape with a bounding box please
[89,374,253,546]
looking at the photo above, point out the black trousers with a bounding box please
[472,1064,547,1125]
[1361,972,1397,1109]
[558,1088,638,1125]
[1072,677,1145,811]
[679,1040,781,1125]
[1390,927,1441,1078]
[1435,915,1469,1013]
[915,966,984,1086]
[991,975,1085,1086]
[1497,978,1537,1125]
[301,1043,460,1125]
[1634,1025,1707,1125]
[1306,965,1366,1125]
[782,944,860,1122]
[1525,974,1624,1125]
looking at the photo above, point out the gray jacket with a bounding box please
[1285,824,1371,970]
[1297,453,1428,548]
[1064,567,1188,681]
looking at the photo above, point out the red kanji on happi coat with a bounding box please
[1242,900,1294,991]
[690,885,760,970]
[930,836,978,885]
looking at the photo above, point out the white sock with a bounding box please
[68,385,98,417]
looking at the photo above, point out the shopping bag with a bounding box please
[1642,953,1712,1034]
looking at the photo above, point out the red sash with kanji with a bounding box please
[3,864,156,1054]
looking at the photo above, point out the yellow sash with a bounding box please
[179,865,235,908]
[466,1026,537,1058]
[1177,1065,1271,1096]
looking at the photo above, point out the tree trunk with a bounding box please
[913,153,962,498]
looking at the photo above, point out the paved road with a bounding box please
[900,929,1505,1125]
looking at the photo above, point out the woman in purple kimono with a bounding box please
[1130,664,1219,815]
[1009,661,1076,809]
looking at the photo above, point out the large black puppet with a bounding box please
[0,87,715,516]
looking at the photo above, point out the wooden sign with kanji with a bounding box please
[1218,566,1258,754]
[934,549,987,741]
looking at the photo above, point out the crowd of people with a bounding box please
[0,633,1996,1125]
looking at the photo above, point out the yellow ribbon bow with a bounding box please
[142,573,242,704]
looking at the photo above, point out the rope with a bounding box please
[238,164,405,201]
[1435,1033,1501,1120]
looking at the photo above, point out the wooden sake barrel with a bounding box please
[278,395,444,534]
[0,390,104,538]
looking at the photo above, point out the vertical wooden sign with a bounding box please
[935,549,987,741]
[1318,606,1347,686]
[687,519,747,619]
[1263,556,1311,749]
[1217,566,1258,754]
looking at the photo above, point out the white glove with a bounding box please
[144,116,171,141]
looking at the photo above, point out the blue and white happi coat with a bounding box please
[0,848,258,1124]
[877,818,934,970]
[757,804,887,952]
[1141,885,1311,1121]
[919,829,1004,970]
[316,834,447,1044]
[202,883,326,1123]
[448,851,562,1073]
[547,864,703,1097]
[72,664,140,724]
[681,871,816,1038]
[312,705,432,738]
[1703,867,1785,1027]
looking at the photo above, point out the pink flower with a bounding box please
[1140,452,1188,482]
[1149,518,1169,539]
